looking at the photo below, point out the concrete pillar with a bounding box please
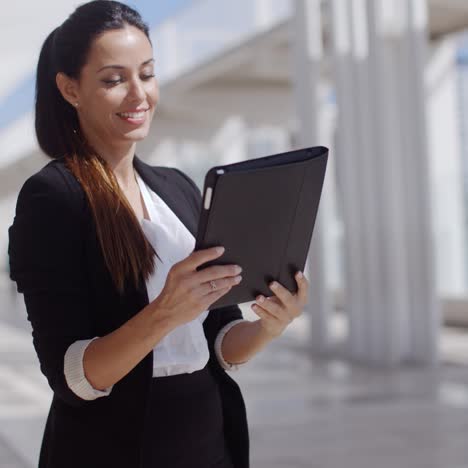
[400,0,440,363]
[367,0,439,365]
[291,0,332,353]
[330,0,440,365]
[330,0,371,361]
[365,0,413,364]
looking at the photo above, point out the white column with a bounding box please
[330,0,371,361]
[365,0,413,364]
[401,0,440,364]
[291,0,332,353]
[368,0,439,365]
[330,0,440,365]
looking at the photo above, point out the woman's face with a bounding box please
[69,25,159,145]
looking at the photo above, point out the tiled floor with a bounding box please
[1,277,468,468]
[237,344,468,468]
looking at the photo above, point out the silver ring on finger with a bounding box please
[209,280,217,291]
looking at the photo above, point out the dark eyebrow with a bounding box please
[97,58,154,73]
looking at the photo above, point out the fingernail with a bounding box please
[270,282,278,289]
[297,271,303,279]
[257,296,265,303]
[217,247,225,254]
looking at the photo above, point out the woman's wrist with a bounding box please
[220,319,276,365]
[147,300,181,335]
[253,319,279,342]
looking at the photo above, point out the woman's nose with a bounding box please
[128,78,146,100]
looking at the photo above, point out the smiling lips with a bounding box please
[116,108,149,124]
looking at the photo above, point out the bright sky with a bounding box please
[123,0,194,27]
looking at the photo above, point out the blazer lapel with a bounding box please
[133,155,198,236]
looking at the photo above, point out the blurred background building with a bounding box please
[2,1,468,467]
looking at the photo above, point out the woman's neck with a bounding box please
[80,127,138,190]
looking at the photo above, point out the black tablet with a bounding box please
[195,146,328,309]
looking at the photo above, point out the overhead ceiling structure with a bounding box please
[429,0,468,38]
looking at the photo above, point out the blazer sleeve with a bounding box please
[8,171,97,407]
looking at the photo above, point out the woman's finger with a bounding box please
[254,296,292,323]
[267,281,295,310]
[251,303,280,322]
[295,271,309,306]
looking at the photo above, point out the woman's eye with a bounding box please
[102,74,155,87]
[102,78,122,86]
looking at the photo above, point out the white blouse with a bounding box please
[63,170,247,400]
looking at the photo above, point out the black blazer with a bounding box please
[8,155,249,468]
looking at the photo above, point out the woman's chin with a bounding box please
[118,128,150,142]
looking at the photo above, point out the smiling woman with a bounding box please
[8,1,251,468]
[36,1,160,296]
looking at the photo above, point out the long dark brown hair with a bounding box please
[35,0,158,295]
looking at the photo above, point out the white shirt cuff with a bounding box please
[214,319,249,371]
[64,337,113,400]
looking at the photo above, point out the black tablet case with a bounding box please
[194,146,328,310]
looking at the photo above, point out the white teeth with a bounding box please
[118,111,146,118]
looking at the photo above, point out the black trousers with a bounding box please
[141,364,234,468]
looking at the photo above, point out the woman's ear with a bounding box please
[55,72,80,108]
